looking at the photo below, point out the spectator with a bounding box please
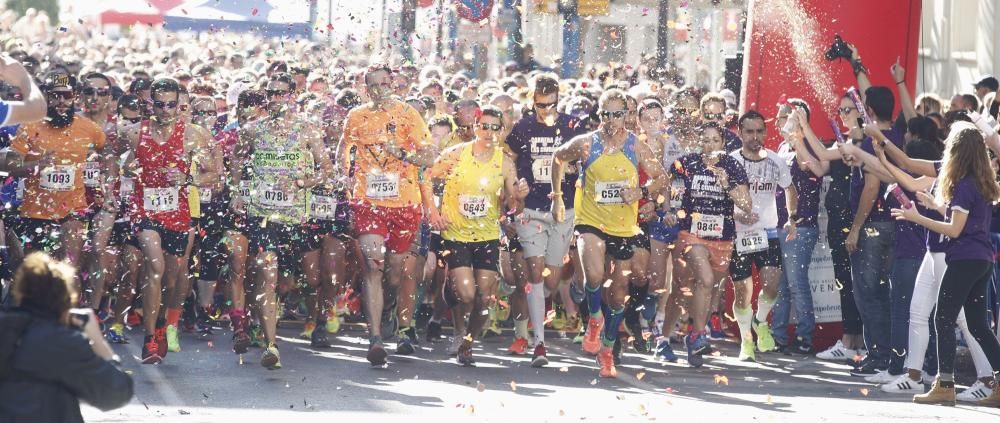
[0,252,134,422]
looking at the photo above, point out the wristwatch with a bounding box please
[641,186,650,199]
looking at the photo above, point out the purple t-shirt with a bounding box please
[887,185,928,259]
[776,141,823,228]
[946,177,994,262]
[723,128,743,153]
[505,112,588,211]
[849,127,906,222]
[672,153,749,241]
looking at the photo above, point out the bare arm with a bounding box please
[796,122,831,176]
[892,60,917,123]
[550,134,591,193]
[850,174,880,235]
[634,140,668,200]
[870,127,938,177]
[0,55,46,125]
[895,207,968,239]
[729,184,753,216]
[502,158,525,216]
[800,122,844,162]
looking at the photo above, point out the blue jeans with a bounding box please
[772,226,819,348]
[888,257,921,375]
[849,221,895,367]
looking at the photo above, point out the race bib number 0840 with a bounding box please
[691,213,724,238]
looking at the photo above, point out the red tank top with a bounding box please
[130,119,191,231]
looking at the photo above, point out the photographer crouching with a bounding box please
[0,252,133,422]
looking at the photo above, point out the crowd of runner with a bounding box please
[1,16,1000,408]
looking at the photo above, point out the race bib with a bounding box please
[670,179,685,209]
[15,180,24,201]
[199,188,212,204]
[459,195,489,218]
[39,165,75,191]
[691,213,724,238]
[144,187,179,213]
[735,229,768,255]
[255,183,295,208]
[595,181,628,205]
[366,173,400,199]
[310,195,337,220]
[531,158,552,183]
[119,177,134,199]
[83,161,101,188]
[238,181,252,203]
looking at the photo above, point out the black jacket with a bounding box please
[0,308,134,423]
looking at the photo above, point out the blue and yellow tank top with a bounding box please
[573,132,640,238]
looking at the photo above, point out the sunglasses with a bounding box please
[479,123,502,131]
[47,91,75,100]
[266,89,290,98]
[152,100,178,109]
[702,112,725,120]
[535,101,558,110]
[122,116,142,124]
[670,108,697,116]
[192,110,217,116]
[82,87,111,97]
[600,110,628,119]
[457,124,474,131]
[838,106,856,115]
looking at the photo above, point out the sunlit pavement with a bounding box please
[84,322,1000,422]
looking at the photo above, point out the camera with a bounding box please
[825,35,853,62]
[69,308,90,329]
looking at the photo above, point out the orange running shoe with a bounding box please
[508,337,529,355]
[582,316,604,356]
[597,348,617,378]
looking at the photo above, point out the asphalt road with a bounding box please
[83,321,1000,422]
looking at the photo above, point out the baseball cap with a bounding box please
[40,72,76,92]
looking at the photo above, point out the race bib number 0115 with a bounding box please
[595,181,627,205]
[39,165,75,191]
[735,229,768,255]
[144,187,179,213]
[458,195,489,218]
[531,158,552,183]
[366,173,400,199]
[691,213,724,238]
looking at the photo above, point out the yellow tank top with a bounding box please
[573,132,640,238]
[442,143,504,243]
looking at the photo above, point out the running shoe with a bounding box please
[154,322,169,359]
[106,323,128,344]
[367,342,388,366]
[685,331,711,368]
[597,348,617,378]
[141,336,162,364]
[850,360,884,377]
[261,343,281,370]
[300,321,316,340]
[531,342,549,368]
[551,307,567,331]
[448,336,463,357]
[753,319,775,352]
[166,324,181,352]
[484,308,503,338]
[127,309,143,327]
[881,373,924,394]
[977,384,1000,407]
[426,321,443,343]
[956,380,993,402]
[310,325,331,348]
[248,323,265,348]
[325,312,341,335]
[582,316,604,356]
[508,337,529,355]
[865,370,896,384]
[232,329,251,354]
[738,337,756,362]
[196,308,214,336]
[624,309,649,354]
[708,312,725,340]
[792,342,812,355]
[414,302,433,329]
[396,333,416,355]
[654,338,678,362]
[816,340,857,362]
[456,338,475,367]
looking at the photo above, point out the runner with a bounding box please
[121,78,213,364]
[425,105,528,365]
[727,110,797,362]
[230,73,332,369]
[0,53,47,126]
[551,88,667,378]
[505,73,587,366]
[338,64,437,366]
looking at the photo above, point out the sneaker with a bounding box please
[106,323,128,344]
[196,317,214,336]
[426,321,443,343]
[165,324,181,352]
[685,332,711,368]
[126,309,143,327]
[913,379,955,406]
[448,336,463,357]
[456,338,475,367]
[753,319,775,352]
[508,336,529,355]
[976,382,1000,407]
[232,329,251,354]
[582,316,604,356]
[248,323,264,348]
[572,333,584,344]
[792,342,812,355]
[367,343,388,366]
[850,360,884,377]
[551,308,567,330]
[154,323,169,359]
[299,321,316,340]
[396,334,416,355]
[816,340,857,362]
[654,338,678,363]
[141,336,162,364]
[325,312,341,335]
[597,348,617,378]
[404,327,420,346]
[531,342,549,368]
[865,370,897,384]
[310,324,331,348]
[881,373,924,394]
[261,344,281,370]
[708,312,725,340]
[738,338,756,362]
[956,380,993,402]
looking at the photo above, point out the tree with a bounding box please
[5,0,59,23]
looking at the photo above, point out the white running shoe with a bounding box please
[880,373,924,393]
[956,380,993,402]
[816,340,857,362]
[865,369,896,384]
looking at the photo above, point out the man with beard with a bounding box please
[230,73,332,369]
[339,64,437,366]
[3,72,106,285]
[119,78,213,364]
